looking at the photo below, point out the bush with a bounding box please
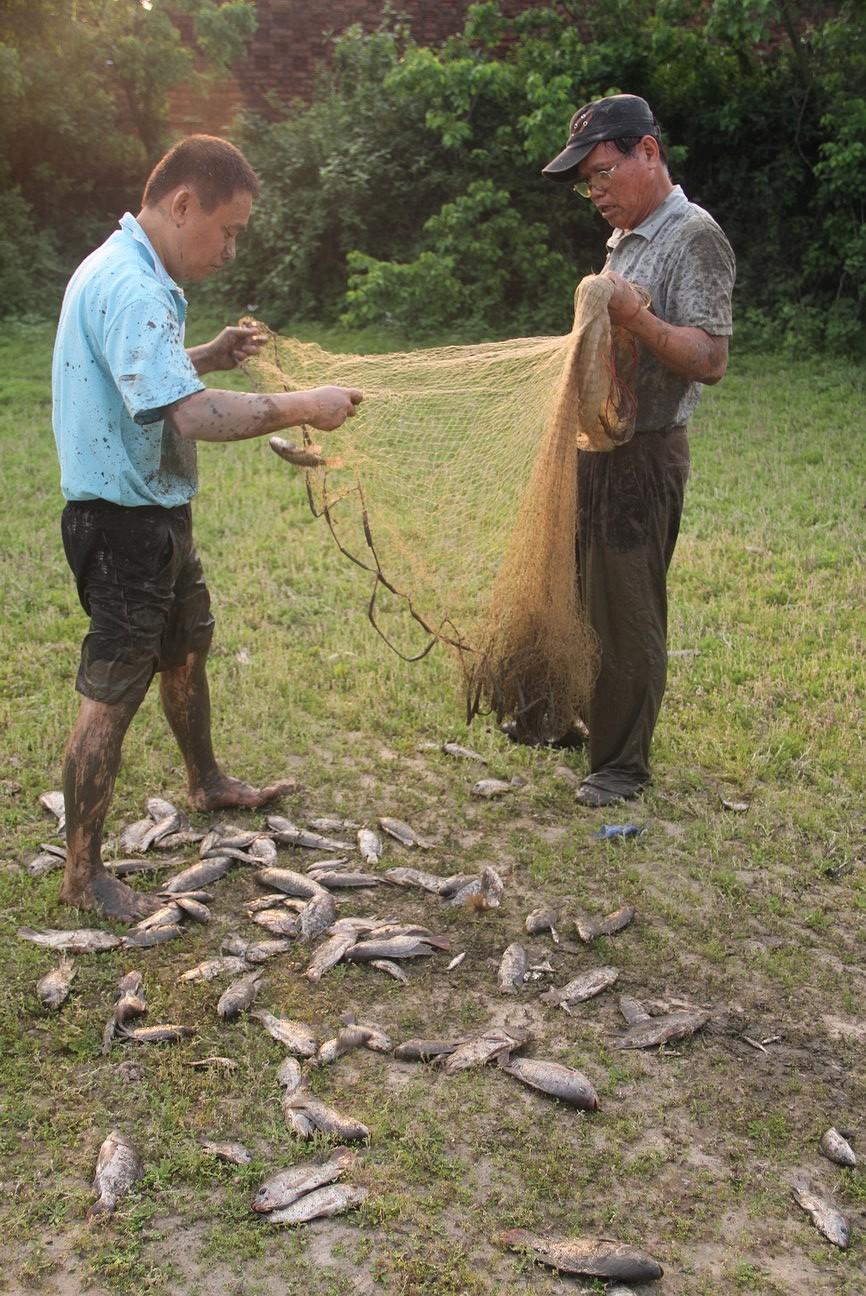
[0,187,65,320]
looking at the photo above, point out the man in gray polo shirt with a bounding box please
[542,95,735,806]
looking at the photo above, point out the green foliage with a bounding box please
[0,187,65,318]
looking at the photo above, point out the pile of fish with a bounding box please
[252,1147,367,1225]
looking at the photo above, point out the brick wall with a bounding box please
[168,0,555,134]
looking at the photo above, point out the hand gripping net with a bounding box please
[243,273,641,743]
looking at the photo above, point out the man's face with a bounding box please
[576,138,655,230]
[175,188,253,283]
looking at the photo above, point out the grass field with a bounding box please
[0,314,864,1296]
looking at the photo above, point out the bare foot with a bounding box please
[59,870,161,922]
[189,774,298,813]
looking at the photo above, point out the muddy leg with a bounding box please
[160,649,294,812]
[61,696,158,920]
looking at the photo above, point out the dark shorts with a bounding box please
[61,500,214,706]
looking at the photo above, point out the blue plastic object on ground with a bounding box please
[593,824,645,839]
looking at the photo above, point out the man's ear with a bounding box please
[641,135,661,166]
[168,186,194,227]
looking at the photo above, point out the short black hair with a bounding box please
[142,135,260,212]
[611,134,669,168]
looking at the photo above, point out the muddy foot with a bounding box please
[189,774,297,813]
[59,870,161,922]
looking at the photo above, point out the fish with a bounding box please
[264,1183,368,1225]
[86,1130,144,1220]
[252,1146,356,1213]
[108,857,180,876]
[283,1105,316,1138]
[394,1039,461,1062]
[248,836,278,865]
[253,909,300,937]
[358,923,446,943]
[120,1024,194,1044]
[161,857,231,893]
[39,789,66,822]
[178,957,250,984]
[202,846,264,865]
[222,935,251,957]
[186,1056,238,1070]
[346,937,440,962]
[819,1128,857,1168]
[243,939,294,964]
[525,906,559,941]
[247,893,295,913]
[139,810,185,853]
[121,924,184,948]
[304,931,359,983]
[304,857,350,874]
[27,851,65,878]
[357,828,383,865]
[156,829,205,850]
[442,742,487,763]
[36,957,76,1009]
[119,818,154,853]
[471,778,514,798]
[267,817,353,852]
[251,1011,317,1057]
[309,870,381,889]
[499,1230,663,1282]
[308,817,360,833]
[575,906,636,943]
[282,1094,369,1142]
[497,943,528,994]
[450,866,505,910]
[174,896,210,924]
[269,435,329,469]
[370,959,409,983]
[131,902,184,932]
[277,1056,304,1094]
[618,995,651,1025]
[315,1025,374,1066]
[298,891,338,942]
[499,1057,599,1110]
[114,971,146,1023]
[383,867,456,894]
[721,798,750,813]
[617,1010,709,1050]
[791,1180,850,1248]
[39,843,66,858]
[145,796,179,821]
[441,1028,528,1075]
[541,967,620,1010]
[446,953,466,972]
[378,817,429,849]
[18,926,121,952]
[217,970,263,1020]
[256,867,324,899]
[198,1139,252,1166]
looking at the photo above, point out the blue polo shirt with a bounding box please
[52,213,205,507]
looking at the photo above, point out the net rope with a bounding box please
[243,273,642,742]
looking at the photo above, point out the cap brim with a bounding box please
[541,139,595,181]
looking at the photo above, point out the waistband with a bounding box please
[62,499,191,522]
[634,423,688,437]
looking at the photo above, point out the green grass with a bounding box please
[0,315,864,1295]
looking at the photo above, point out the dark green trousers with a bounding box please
[577,428,690,797]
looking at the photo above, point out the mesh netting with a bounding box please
[243,273,641,742]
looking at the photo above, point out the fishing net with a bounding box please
[243,273,642,742]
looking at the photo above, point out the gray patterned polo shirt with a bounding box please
[605,185,736,432]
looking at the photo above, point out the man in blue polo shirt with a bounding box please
[53,134,362,919]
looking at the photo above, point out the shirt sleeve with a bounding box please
[664,221,736,336]
[102,291,205,425]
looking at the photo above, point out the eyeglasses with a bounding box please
[572,160,627,199]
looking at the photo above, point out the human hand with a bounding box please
[205,326,267,371]
[600,270,648,329]
[306,386,364,431]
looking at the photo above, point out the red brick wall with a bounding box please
[168,0,555,134]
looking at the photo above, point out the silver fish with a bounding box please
[162,857,230,893]
[446,952,466,972]
[256,867,324,900]
[40,842,67,859]
[131,902,184,932]
[264,1183,368,1225]
[252,909,300,937]
[154,829,204,850]
[441,1028,528,1075]
[120,1023,193,1044]
[298,891,338,942]
[304,931,359,983]
[346,937,440,962]
[37,957,76,1009]
[202,845,263,865]
[308,817,360,833]
[139,811,185,853]
[575,905,636,943]
[500,1057,599,1110]
[118,818,154,853]
[525,906,559,940]
[284,1105,316,1138]
[819,1128,857,1168]
[252,1011,317,1057]
[39,790,66,830]
[449,866,505,909]
[442,742,487,763]
[619,995,651,1025]
[267,816,353,852]
[359,923,446,943]
[186,1056,238,1070]
[277,1056,304,1094]
[198,1139,252,1166]
[309,870,380,890]
[371,959,409,983]
[378,817,429,849]
[471,779,514,798]
[87,1130,144,1220]
[174,895,210,924]
[178,957,249,984]
[108,857,179,876]
[243,938,294,964]
[247,893,294,913]
[791,1180,850,1248]
[394,1038,461,1062]
[145,796,179,821]
[248,836,278,865]
[221,934,251,957]
[283,1094,369,1141]
[121,924,184,948]
[618,1010,709,1050]
[252,1146,356,1213]
[114,971,146,1023]
[499,1230,663,1282]
[541,967,620,1010]
[315,1025,373,1066]
[357,828,382,865]
[383,867,455,894]
[303,857,350,874]
[18,926,120,952]
[497,943,528,994]
[28,851,65,878]
[217,970,263,1020]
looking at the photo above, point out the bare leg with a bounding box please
[159,649,295,811]
[61,697,159,921]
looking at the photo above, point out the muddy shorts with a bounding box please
[61,500,215,706]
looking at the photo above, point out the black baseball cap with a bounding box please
[542,94,660,182]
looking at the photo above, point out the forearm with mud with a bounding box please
[625,308,727,385]
[167,388,319,443]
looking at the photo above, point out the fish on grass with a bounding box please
[263,1183,368,1226]
[162,857,230,893]
[243,938,294,964]
[441,742,487,763]
[304,931,359,983]
[346,936,443,962]
[198,1139,252,1166]
[253,1146,356,1213]
[575,905,636,943]
[541,966,620,1011]
[499,1057,599,1111]
[18,927,121,952]
[252,1011,318,1057]
[267,816,353,852]
[441,1027,529,1075]
[28,851,66,878]
[819,1128,857,1167]
[119,1023,194,1044]
[308,869,381,890]
[218,970,263,1020]
[370,958,409,984]
[87,1131,144,1220]
[298,890,338,942]
[471,778,516,799]
[179,956,249,984]
[791,1180,850,1248]
[617,1009,709,1050]
[497,943,528,994]
[308,817,360,834]
[449,866,505,910]
[283,1094,370,1142]
[500,1231,663,1282]
[357,828,383,865]
[103,970,148,1052]
[394,1038,462,1062]
[121,924,184,949]
[378,817,430,849]
[37,957,77,1010]
[525,906,559,941]
[39,790,66,833]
